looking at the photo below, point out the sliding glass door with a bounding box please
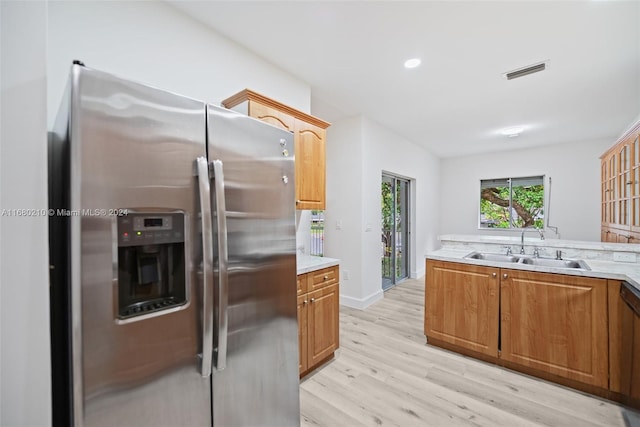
[381,174,409,290]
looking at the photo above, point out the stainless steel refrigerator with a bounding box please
[49,63,300,427]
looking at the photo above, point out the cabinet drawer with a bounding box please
[308,266,339,292]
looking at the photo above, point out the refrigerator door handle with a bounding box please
[211,159,229,372]
[196,156,214,378]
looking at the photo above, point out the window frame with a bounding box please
[477,175,546,231]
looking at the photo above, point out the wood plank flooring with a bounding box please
[300,277,640,427]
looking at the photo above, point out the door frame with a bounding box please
[381,173,411,290]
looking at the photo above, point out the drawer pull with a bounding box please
[310,298,315,303]
[324,275,329,280]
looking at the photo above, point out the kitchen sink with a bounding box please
[464,251,590,270]
[519,257,590,270]
[465,252,520,263]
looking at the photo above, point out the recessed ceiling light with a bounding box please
[500,127,524,138]
[404,58,421,69]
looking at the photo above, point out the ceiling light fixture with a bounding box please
[500,126,524,138]
[404,58,421,69]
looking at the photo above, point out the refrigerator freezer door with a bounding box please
[207,104,300,427]
[65,66,211,426]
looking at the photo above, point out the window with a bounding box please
[479,176,544,229]
[310,210,324,256]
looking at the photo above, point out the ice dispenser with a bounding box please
[116,212,186,319]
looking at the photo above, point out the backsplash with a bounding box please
[438,234,640,263]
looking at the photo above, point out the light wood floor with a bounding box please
[300,277,640,427]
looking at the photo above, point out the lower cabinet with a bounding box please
[298,266,340,376]
[609,280,640,406]
[425,259,634,407]
[500,270,608,388]
[424,261,499,357]
[633,316,640,402]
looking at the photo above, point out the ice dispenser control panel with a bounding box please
[117,212,186,319]
[118,214,183,247]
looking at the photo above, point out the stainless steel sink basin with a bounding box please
[464,251,590,270]
[464,252,520,263]
[519,257,590,270]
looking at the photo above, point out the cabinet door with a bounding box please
[424,260,499,357]
[631,315,640,400]
[295,121,326,210]
[631,133,640,238]
[297,294,308,374]
[248,101,295,133]
[601,226,616,243]
[602,151,617,230]
[608,280,635,394]
[500,270,608,388]
[307,283,339,368]
[297,273,308,297]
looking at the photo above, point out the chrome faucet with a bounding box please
[521,227,544,254]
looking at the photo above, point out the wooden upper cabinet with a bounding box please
[295,121,326,210]
[221,89,330,210]
[248,102,295,133]
[500,269,609,388]
[631,133,640,240]
[601,121,640,243]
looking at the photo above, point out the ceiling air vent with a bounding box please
[504,61,547,80]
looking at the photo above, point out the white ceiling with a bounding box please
[169,1,640,158]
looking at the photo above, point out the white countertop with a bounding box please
[438,234,640,253]
[296,254,340,275]
[426,247,640,293]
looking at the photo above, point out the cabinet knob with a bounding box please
[324,275,329,280]
[296,200,300,205]
[310,298,315,303]
[492,273,497,278]
[303,300,308,305]
[503,274,508,279]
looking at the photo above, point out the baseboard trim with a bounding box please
[340,290,384,310]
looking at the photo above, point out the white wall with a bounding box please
[439,138,611,241]
[0,1,51,426]
[325,116,440,308]
[47,0,315,256]
[47,1,310,126]
[324,117,365,303]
